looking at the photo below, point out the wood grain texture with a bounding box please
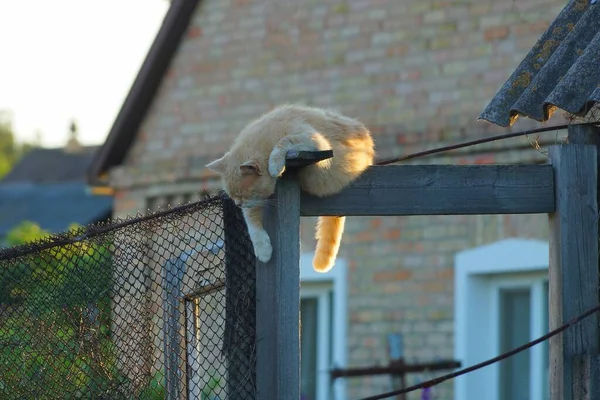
[163,258,185,400]
[572,355,600,400]
[299,164,555,216]
[285,149,333,169]
[255,177,301,400]
[185,300,201,399]
[548,144,599,400]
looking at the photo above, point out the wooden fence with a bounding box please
[255,125,599,400]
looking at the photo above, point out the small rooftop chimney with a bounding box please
[65,119,82,153]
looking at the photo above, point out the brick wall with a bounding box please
[109,0,566,398]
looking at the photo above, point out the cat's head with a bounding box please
[206,152,276,207]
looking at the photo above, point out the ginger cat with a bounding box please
[206,104,375,272]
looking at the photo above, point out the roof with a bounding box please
[3,146,98,183]
[0,182,112,237]
[479,0,600,127]
[87,0,201,185]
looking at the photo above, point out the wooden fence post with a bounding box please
[255,174,302,400]
[163,257,186,399]
[254,151,332,400]
[548,143,599,400]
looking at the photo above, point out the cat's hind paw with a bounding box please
[252,230,273,263]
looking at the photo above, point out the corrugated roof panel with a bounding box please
[479,0,600,127]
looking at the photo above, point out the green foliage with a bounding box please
[0,222,123,398]
[201,373,225,399]
[0,111,37,179]
[0,222,168,398]
[4,220,50,247]
[137,370,167,400]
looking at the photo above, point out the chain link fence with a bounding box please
[0,194,256,399]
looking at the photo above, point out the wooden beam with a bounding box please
[163,258,186,400]
[300,164,554,216]
[548,144,599,400]
[256,174,302,400]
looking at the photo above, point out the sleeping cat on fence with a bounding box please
[206,104,375,272]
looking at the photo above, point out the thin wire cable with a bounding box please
[375,122,600,165]
[357,303,600,400]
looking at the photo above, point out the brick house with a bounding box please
[87,0,587,398]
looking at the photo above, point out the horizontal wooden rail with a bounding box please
[299,164,555,216]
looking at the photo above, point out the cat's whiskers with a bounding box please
[260,198,279,207]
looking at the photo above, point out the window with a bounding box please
[454,239,549,400]
[299,253,347,400]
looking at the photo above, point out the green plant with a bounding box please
[137,369,166,400]
[0,222,131,399]
[201,371,224,399]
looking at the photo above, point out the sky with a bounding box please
[0,0,169,148]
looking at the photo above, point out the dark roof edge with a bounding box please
[87,0,200,185]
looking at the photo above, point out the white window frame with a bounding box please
[300,252,348,400]
[454,238,549,400]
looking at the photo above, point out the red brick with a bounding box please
[383,228,401,240]
[484,26,509,41]
[373,270,412,282]
[355,231,374,242]
[386,44,409,57]
[436,268,454,279]
[187,26,203,38]
[369,217,382,229]
[422,282,446,293]
[473,154,496,164]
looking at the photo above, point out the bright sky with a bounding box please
[0,0,169,148]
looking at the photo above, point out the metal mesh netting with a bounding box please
[0,194,256,399]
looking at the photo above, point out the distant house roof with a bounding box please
[479,0,600,127]
[0,182,112,238]
[3,146,99,183]
[87,0,201,185]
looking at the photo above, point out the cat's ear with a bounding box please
[240,161,262,176]
[206,153,228,174]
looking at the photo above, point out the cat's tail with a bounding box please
[313,216,346,273]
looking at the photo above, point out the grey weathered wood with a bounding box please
[223,197,256,400]
[567,124,600,147]
[548,144,599,400]
[568,124,600,208]
[163,258,186,400]
[255,175,301,400]
[300,164,555,216]
[571,355,600,400]
[285,149,333,168]
[185,300,201,399]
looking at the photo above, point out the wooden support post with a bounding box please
[163,258,186,400]
[255,151,332,400]
[548,143,599,400]
[256,174,301,400]
[185,299,201,399]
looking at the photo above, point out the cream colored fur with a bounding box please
[206,104,375,272]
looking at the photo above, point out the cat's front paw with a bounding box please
[268,155,286,178]
[252,229,273,263]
